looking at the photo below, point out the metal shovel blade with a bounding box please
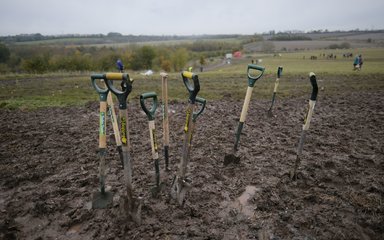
[267,109,273,118]
[92,151,113,209]
[151,182,166,198]
[92,191,114,209]
[171,176,192,206]
[223,153,240,166]
[121,195,143,225]
[290,157,301,181]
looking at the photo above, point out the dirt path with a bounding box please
[0,91,383,239]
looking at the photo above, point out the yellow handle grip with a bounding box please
[105,72,124,80]
[182,71,193,79]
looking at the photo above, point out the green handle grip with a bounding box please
[104,73,132,110]
[140,92,158,121]
[247,64,265,87]
[277,66,283,78]
[182,71,200,104]
[192,97,206,122]
[91,74,109,101]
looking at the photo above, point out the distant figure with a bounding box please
[116,59,124,72]
[116,59,127,90]
[188,66,193,72]
[358,54,363,70]
[353,55,360,71]
[251,59,254,64]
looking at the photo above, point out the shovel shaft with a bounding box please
[268,92,277,112]
[99,149,107,193]
[155,158,160,187]
[161,73,170,145]
[107,92,122,147]
[240,86,254,122]
[148,120,159,160]
[291,72,318,180]
[269,67,282,112]
[99,101,107,149]
[297,130,307,156]
[119,109,131,151]
[303,100,316,131]
[234,122,244,151]
[122,150,133,201]
[119,108,133,194]
[161,73,170,169]
[234,86,253,151]
[179,103,195,178]
[96,81,107,192]
[164,146,169,171]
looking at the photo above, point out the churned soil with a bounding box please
[1,91,383,239]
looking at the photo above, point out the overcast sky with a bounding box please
[1,0,383,36]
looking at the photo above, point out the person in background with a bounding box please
[116,59,124,72]
[358,54,363,70]
[353,55,360,71]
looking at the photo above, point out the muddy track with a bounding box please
[0,91,383,239]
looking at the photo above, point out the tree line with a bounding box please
[0,33,245,44]
[0,39,243,74]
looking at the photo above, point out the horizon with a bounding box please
[2,28,384,38]
[1,0,384,36]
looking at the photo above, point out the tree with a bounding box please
[22,55,50,73]
[0,43,10,63]
[199,55,206,66]
[171,48,188,71]
[130,46,156,70]
[139,46,156,69]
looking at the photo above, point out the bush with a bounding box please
[22,55,50,73]
[0,43,10,63]
[171,48,188,71]
[270,35,312,41]
[129,46,156,70]
[328,42,351,49]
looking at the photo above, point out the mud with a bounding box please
[0,91,383,239]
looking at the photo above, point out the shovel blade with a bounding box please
[92,191,114,209]
[151,182,166,198]
[171,176,192,206]
[121,196,143,225]
[223,154,240,166]
[267,109,273,118]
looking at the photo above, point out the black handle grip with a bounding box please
[309,72,318,101]
[182,71,200,104]
[192,97,206,122]
[104,73,132,109]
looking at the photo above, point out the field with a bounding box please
[0,46,384,239]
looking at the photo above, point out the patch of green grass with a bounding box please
[1,48,383,110]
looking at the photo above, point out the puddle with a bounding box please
[219,185,260,219]
[237,186,259,217]
[67,223,82,235]
[84,201,92,210]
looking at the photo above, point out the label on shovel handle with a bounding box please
[121,116,127,144]
[184,108,191,133]
[99,112,106,136]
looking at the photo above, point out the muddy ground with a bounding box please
[0,90,383,240]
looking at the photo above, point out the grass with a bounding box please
[1,48,383,110]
